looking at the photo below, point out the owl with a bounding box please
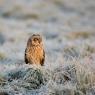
[25,34,45,66]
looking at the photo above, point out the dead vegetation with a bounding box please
[0,52,6,60]
[65,31,95,39]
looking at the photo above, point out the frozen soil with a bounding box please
[0,0,95,95]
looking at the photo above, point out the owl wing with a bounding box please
[40,50,45,66]
[24,48,29,64]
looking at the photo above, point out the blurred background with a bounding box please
[0,0,95,63]
[0,0,95,60]
[0,0,95,94]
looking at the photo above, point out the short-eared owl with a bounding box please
[25,34,45,66]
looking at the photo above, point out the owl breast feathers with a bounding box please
[25,34,45,66]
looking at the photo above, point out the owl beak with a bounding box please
[36,39,41,43]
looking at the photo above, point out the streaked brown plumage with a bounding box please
[25,34,45,66]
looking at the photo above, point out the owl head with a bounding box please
[27,34,42,46]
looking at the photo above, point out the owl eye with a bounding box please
[33,38,38,41]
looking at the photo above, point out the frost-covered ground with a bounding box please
[0,0,95,95]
